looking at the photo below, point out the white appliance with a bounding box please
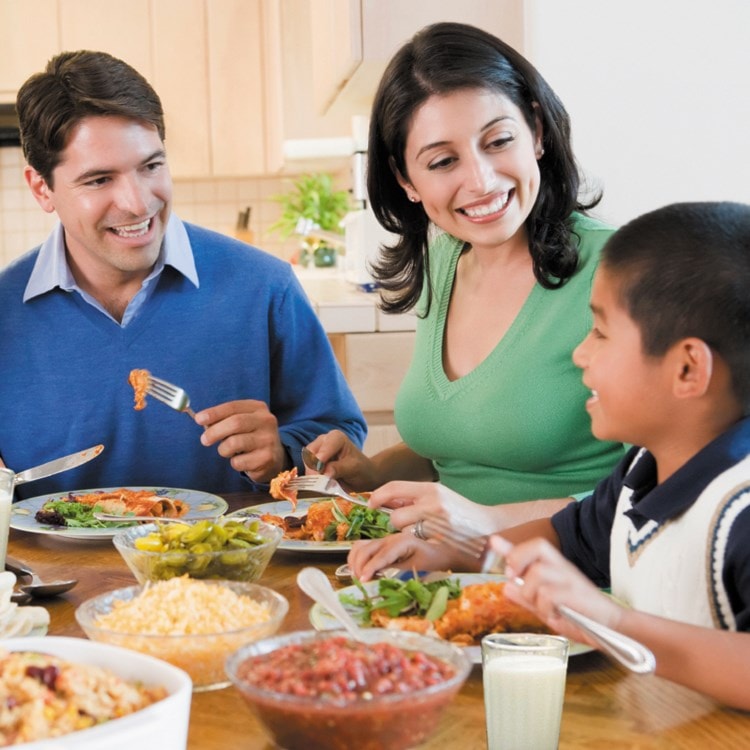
[341,116,397,288]
[341,206,395,288]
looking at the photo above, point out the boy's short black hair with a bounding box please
[602,202,750,411]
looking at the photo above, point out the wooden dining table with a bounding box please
[6,490,750,749]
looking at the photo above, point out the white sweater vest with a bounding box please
[610,452,750,630]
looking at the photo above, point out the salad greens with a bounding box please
[341,576,462,623]
[324,499,394,541]
[34,500,134,529]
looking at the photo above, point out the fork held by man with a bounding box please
[146,375,198,419]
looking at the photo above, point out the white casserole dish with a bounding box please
[0,635,192,749]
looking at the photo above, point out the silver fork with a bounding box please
[146,375,197,419]
[416,514,656,675]
[286,475,391,514]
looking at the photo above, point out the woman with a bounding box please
[308,22,623,521]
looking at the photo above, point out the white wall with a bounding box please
[525,0,750,227]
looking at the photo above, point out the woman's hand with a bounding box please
[492,536,625,646]
[306,433,437,491]
[367,481,500,536]
[306,430,379,490]
[347,534,468,582]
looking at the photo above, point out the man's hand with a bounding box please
[196,400,287,483]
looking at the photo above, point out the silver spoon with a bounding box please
[297,566,365,640]
[5,557,78,598]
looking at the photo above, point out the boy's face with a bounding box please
[573,266,671,447]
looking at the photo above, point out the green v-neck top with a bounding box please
[395,213,625,505]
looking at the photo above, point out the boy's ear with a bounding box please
[672,338,713,399]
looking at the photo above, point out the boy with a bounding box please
[349,202,750,708]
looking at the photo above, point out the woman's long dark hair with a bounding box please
[368,22,601,314]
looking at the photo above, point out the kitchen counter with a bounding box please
[294,266,416,334]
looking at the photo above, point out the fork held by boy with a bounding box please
[414,513,656,675]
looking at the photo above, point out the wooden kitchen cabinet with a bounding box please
[329,331,414,412]
[58,0,153,78]
[309,0,526,116]
[150,0,211,176]
[154,0,284,177]
[329,330,415,455]
[0,0,283,177]
[0,0,59,104]
[206,0,284,176]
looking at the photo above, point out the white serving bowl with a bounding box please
[0,635,191,749]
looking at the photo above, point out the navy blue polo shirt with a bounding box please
[551,417,750,631]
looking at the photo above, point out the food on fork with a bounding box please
[269,467,299,509]
[128,368,150,410]
[35,488,189,528]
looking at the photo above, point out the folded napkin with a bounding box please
[0,571,50,637]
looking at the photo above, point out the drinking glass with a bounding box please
[481,633,569,750]
[0,468,13,570]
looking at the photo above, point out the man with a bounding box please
[0,50,366,497]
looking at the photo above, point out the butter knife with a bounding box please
[13,445,105,486]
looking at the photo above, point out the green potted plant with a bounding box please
[268,173,352,267]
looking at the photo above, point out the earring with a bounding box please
[537,147,545,159]
[409,195,419,203]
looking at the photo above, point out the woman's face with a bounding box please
[398,88,543,254]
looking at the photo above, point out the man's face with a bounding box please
[25,115,172,286]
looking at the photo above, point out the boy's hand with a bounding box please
[492,536,626,646]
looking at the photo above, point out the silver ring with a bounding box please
[412,519,428,540]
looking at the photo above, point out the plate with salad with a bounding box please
[309,573,595,662]
[228,498,395,552]
[10,487,228,540]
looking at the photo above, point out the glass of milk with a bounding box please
[481,633,569,750]
[0,468,13,570]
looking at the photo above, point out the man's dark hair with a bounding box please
[16,50,165,186]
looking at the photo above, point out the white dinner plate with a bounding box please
[309,572,595,663]
[10,487,228,541]
[229,498,361,553]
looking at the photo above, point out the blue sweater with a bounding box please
[0,223,366,498]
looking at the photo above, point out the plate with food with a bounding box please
[309,572,595,662]
[10,487,228,540]
[228,497,395,553]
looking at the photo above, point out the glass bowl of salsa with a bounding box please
[225,628,471,750]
